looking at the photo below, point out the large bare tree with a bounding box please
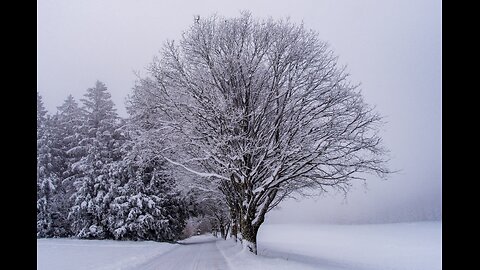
[128,12,390,254]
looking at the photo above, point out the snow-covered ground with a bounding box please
[36,238,175,270]
[37,221,441,270]
[258,221,442,270]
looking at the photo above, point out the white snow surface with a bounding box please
[36,238,175,270]
[37,221,441,270]
[258,221,442,270]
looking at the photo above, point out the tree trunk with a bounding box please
[230,217,238,241]
[238,205,244,243]
[240,212,259,254]
[240,190,277,254]
[221,217,228,240]
[225,221,231,240]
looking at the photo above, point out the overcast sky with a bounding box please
[37,0,441,224]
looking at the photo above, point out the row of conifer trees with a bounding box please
[37,81,190,241]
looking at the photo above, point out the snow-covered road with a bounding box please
[130,235,230,270]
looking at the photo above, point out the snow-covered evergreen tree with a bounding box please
[37,92,64,237]
[57,94,85,170]
[109,128,189,241]
[37,92,52,236]
[68,81,122,239]
[38,84,189,241]
[37,92,47,127]
[51,95,85,236]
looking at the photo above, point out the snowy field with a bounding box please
[36,238,175,270]
[37,221,441,270]
[258,221,442,270]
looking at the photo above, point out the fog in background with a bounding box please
[37,0,441,224]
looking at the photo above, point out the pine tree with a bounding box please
[52,95,85,236]
[69,81,122,239]
[39,84,188,241]
[37,92,47,128]
[37,92,63,237]
[109,128,189,241]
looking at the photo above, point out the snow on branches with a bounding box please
[129,12,390,254]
